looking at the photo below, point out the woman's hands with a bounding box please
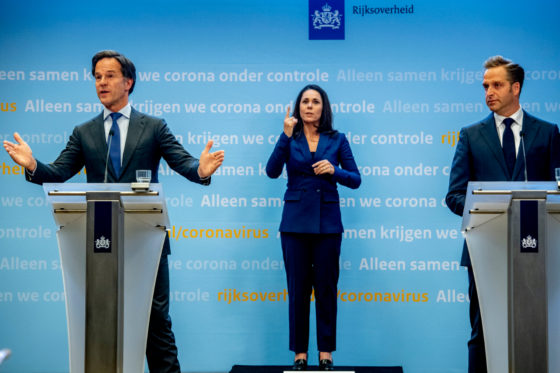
[312,159,335,175]
[283,106,297,138]
[282,106,334,175]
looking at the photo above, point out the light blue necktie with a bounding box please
[109,112,122,178]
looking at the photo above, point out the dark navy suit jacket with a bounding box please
[446,111,560,266]
[26,108,209,254]
[266,131,361,233]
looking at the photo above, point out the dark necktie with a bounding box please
[109,112,123,178]
[502,117,516,179]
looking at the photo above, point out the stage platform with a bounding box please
[230,365,403,373]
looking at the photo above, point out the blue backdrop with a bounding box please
[1,1,559,372]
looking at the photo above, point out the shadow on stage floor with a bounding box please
[230,365,403,373]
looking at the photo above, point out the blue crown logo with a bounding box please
[312,2,342,30]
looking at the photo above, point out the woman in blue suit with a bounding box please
[266,85,361,370]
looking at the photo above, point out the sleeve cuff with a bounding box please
[25,167,36,177]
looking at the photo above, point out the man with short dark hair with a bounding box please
[446,56,560,372]
[3,50,225,372]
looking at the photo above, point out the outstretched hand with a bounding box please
[3,132,37,171]
[283,106,297,137]
[197,140,225,178]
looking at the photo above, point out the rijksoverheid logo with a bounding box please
[352,3,414,16]
[309,0,345,40]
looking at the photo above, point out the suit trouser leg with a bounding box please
[146,254,181,373]
[281,233,341,353]
[467,266,487,373]
[312,234,341,353]
[281,233,313,353]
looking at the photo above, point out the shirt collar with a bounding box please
[494,106,523,129]
[103,103,132,121]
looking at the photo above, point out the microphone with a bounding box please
[520,130,528,182]
[104,129,114,183]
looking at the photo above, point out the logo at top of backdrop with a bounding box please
[313,3,341,29]
[309,0,345,40]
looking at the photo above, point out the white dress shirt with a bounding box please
[103,103,131,165]
[494,107,523,156]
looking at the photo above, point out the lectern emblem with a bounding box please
[521,235,537,249]
[312,3,342,29]
[95,236,111,250]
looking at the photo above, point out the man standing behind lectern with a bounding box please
[446,55,560,372]
[3,50,225,373]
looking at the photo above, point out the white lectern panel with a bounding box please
[44,183,169,373]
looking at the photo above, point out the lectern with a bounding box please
[44,183,170,373]
[462,181,560,373]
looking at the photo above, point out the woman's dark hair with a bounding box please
[91,50,136,94]
[292,84,336,137]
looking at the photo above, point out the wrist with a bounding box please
[197,166,210,179]
[27,159,37,172]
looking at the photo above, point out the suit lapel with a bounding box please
[121,108,146,177]
[294,132,312,163]
[90,113,116,177]
[479,114,510,178]
[295,131,329,162]
[314,132,329,161]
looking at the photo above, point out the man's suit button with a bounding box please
[316,189,321,192]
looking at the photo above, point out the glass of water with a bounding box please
[136,169,151,183]
[556,168,560,182]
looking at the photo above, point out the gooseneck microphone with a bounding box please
[104,129,115,183]
[520,130,528,182]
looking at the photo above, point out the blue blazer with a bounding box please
[446,111,560,266]
[266,131,361,234]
